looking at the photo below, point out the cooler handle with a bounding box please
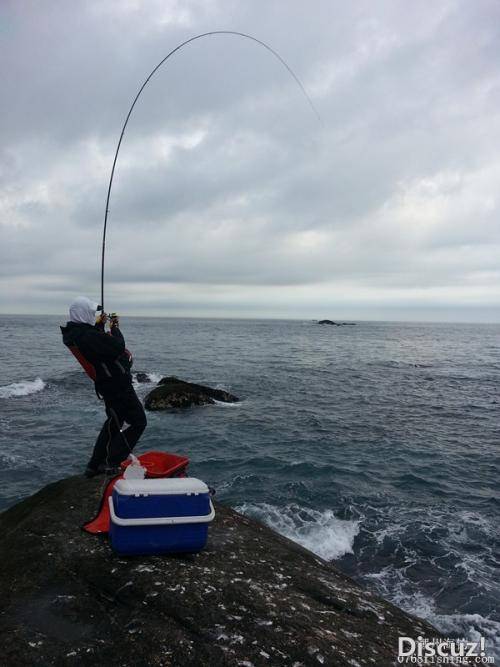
[108,497,215,526]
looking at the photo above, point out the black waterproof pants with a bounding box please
[89,384,147,468]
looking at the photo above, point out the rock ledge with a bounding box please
[0,476,439,666]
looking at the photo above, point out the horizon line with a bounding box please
[1,312,499,326]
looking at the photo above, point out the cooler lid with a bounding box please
[113,477,209,496]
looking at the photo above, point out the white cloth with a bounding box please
[69,296,98,325]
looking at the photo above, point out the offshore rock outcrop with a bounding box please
[318,320,356,326]
[0,475,440,666]
[144,376,239,410]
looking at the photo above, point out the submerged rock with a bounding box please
[318,319,338,325]
[134,372,152,383]
[0,475,441,666]
[144,376,239,410]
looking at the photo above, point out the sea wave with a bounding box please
[145,372,162,384]
[132,372,163,388]
[365,570,500,660]
[0,378,46,399]
[0,452,36,467]
[236,501,360,560]
[213,399,241,407]
[356,503,500,660]
[429,611,500,661]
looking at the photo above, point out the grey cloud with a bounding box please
[2,0,500,320]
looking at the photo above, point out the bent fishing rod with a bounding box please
[99,30,322,312]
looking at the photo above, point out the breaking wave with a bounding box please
[0,378,46,399]
[132,372,162,388]
[365,570,500,660]
[213,399,241,407]
[351,504,500,660]
[144,372,162,384]
[236,502,360,561]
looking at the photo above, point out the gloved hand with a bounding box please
[96,312,108,329]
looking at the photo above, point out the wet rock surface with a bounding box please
[0,475,441,666]
[144,376,239,410]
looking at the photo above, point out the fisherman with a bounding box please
[60,296,147,477]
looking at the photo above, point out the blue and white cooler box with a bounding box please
[108,477,215,555]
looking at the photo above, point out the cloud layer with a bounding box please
[2,0,500,320]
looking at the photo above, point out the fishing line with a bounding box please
[99,30,322,310]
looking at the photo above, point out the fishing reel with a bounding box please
[95,310,119,327]
[109,312,120,327]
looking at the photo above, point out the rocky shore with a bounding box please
[0,475,440,666]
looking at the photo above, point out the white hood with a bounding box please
[69,296,98,325]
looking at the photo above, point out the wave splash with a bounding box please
[366,570,500,660]
[236,502,360,561]
[0,378,46,399]
[132,372,163,389]
[357,504,500,661]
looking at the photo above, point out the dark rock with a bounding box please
[0,476,443,666]
[134,372,151,384]
[318,320,356,326]
[144,376,239,411]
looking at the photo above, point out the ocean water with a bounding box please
[0,315,499,657]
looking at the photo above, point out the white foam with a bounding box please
[236,502,360,561]
[0,377,46,399]
[406,594,500,660]
[430,612,500,660]
[365,566,500,660]
[0,452,36,466]
[132,372,163,389]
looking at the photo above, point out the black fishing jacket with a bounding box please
[60,322,133,397]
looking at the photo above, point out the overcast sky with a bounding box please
[1,0,500,321]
